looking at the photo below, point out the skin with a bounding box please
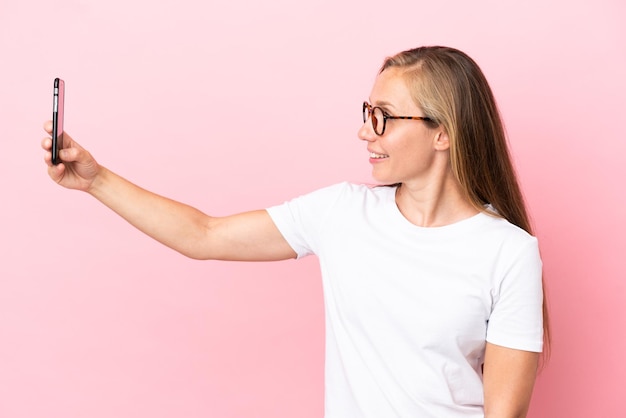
[41,68,538,416]
[41,121,296,262]
[358,67,478,227]
[483,343,539,418]
[358,68,539,417]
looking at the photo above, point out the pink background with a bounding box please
[1,0,625,416]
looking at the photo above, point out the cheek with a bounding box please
[395,137,429,158]
[398,141,438,169]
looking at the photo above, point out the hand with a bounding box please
[41,120,100,192]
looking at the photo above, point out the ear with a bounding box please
[433,130,450,151]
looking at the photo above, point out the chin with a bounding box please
[372,176,398,185]
[371,170,397,185]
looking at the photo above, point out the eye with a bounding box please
[379,108,393,118]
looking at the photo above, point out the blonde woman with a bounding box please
[43,46,548,418]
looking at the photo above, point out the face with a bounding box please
[358,68,446,186]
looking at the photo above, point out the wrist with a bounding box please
[86,164,108,196]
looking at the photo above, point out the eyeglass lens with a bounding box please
[363,103,384,135]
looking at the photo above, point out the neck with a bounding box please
[395,173,478,228]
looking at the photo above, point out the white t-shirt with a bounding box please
[266,182,543,418]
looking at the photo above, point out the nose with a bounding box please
[358,118,376,142]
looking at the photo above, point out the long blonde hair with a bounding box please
[381,46,550,359]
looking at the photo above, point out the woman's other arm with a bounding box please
[483,342,539,418]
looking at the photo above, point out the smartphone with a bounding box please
[52,78,65,165]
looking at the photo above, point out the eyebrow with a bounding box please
[370,99,398,110]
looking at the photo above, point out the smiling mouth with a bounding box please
[370,152,389,159]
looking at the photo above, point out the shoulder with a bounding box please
[287,182,395,206]
[313,181,392,196]
[466,213,542,274]
[475,214,542,282]
[267,182,397,230]
[478,212,538,246]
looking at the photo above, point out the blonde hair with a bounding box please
[381,46,550,360]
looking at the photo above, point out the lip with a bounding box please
[368,150,389,164]
[368,149,389,156]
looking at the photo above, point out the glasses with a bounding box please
[362,101,434,136]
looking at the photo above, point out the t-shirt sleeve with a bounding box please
[265,182,349,259]
[486,238,544,352]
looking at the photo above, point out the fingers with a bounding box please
[42,136,54,168]
[41,136,52,150]
[47,161,66,183]
[43,151,52,167]
[42,122,54,165]
[42,122,81,157]
[41,133,78,166]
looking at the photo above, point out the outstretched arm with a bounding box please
[41,121,296,261]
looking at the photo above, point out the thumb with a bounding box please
[59,146,81,162]
[61,131,85,151]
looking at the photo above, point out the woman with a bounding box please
[43,46,547,417]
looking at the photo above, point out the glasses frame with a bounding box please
[362,101,435,136]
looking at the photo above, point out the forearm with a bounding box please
[87,166,214,259]
[42,125,294,262]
